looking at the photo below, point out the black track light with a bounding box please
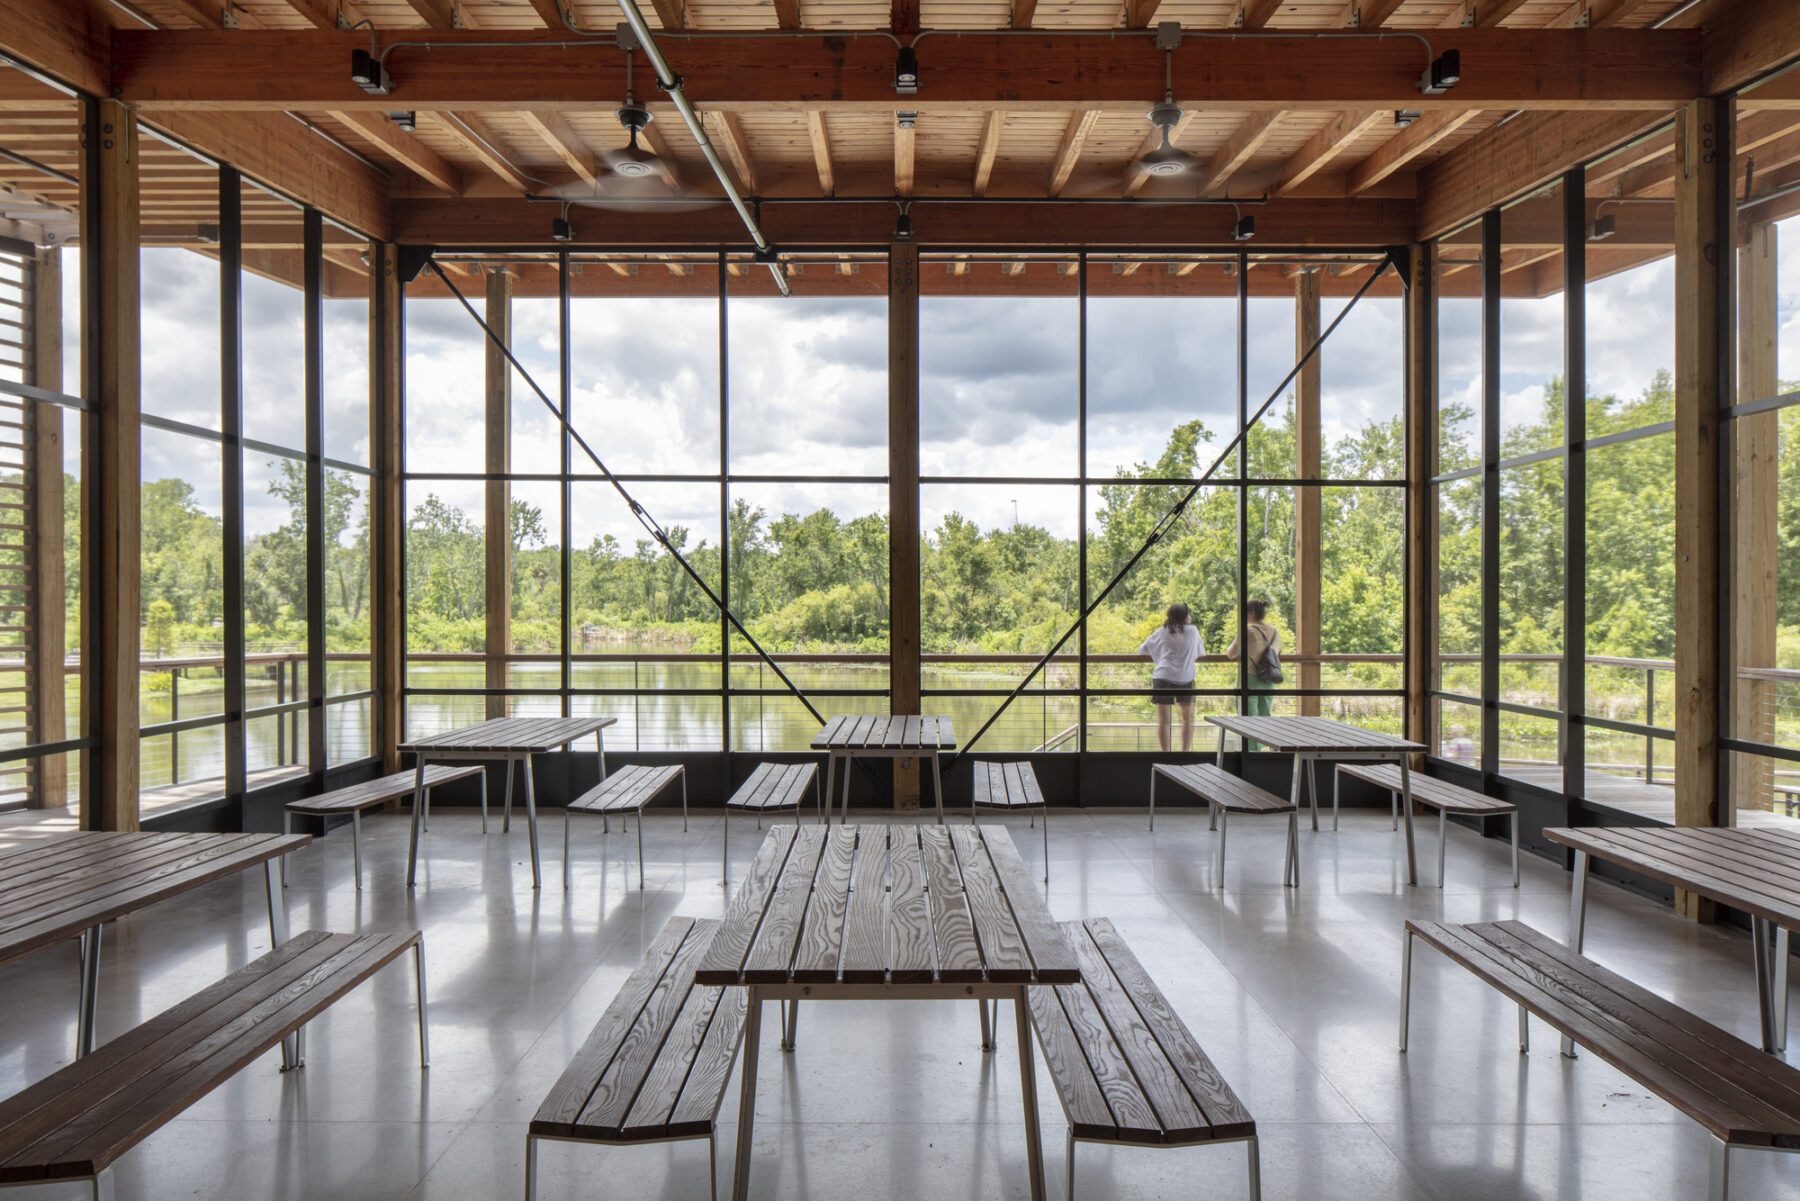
[351,49,391,96]
[388,111,417,133]
[1232,214,1255,243]
[551,216,574,242]
[1416,49,1460,96]
[1394,109,1423,128]
[895,46,919,95]
[894,211,914,241]
[1588,213,1616,242]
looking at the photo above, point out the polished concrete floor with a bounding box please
[2,802,1796,1200]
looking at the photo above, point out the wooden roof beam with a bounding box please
[1442,0,1532,29]
[706,111,759,195]
[282,0,374,29]
[807,111,834,197]
[647,0,686,30]
[1332,0,1407,28]
[329,109,463,193]
[163,1,263,28]
[895,112,915,197]
[1701,0,1800,96]
[1238,0,1282,29]
[1010,0,1036,28]
[429,111,532,193]
[1191,110,1281,196]
[519,110,597,184]
[1269,110,1386,195]
[972,112,1003,198]
[1545,0,1652,29]
[1123,0,1162,29]
[108,30,1704,112]
[528,0,569,29]
[1048,110,1099,198]
[774,0,801,30]
[1347,110,1479,194]
[402,0,463,28]
[0,0,114,96]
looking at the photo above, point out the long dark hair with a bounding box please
[1164,603,1190,635]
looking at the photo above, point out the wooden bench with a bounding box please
[971,761,1049,883]
[1027,917,1261,1200]
[722,762,819,884]
[0,928,426,1200]
[1337,763,1519,888]
[1152,763,1298,888]
[283,764,487,890]
[564,763,687,890]
[1401,919,1800,1201]
[527,916,744,1201]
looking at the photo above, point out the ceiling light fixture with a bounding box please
[388,110,417,132]
[1588,212,1616,242]
[1232,210,1255,242]
[895,45,919,95]
[552,215,574,242]
[893,200,913,241]
[1416,49,1460,96]
[350,48,391,96]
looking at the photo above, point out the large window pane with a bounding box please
[1437,233,1483,473]
[241,180,305,452]
[1498,460,1563,708]
[404,282,486,476]
[322,229,371,467]
[1500,183,1565,457]
[404,480,483,689]
[140,139,220,431]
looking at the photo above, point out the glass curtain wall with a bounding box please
[1428,122,1696,822]
[0,73,84,813]
[137,136,378,818]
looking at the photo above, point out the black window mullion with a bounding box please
[303,208,326,781]
[1480,209,1501,778]
[1563,166,1586,803]
[1077,251,1088,787]
[559,248,572,718]
[718,250,731,761]
[220,166,247,817]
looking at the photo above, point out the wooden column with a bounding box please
[375,244,404,773]
[1404,243,1437,759]
[28,246,66,808]
[1294,270,1322,717]
[1673,97,1726,918]
[83,100,139,831]
[1733,220,1779,815]
[484,269,512,721]
[889,243,921,810]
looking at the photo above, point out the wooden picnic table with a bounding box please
[1546,824,1800,1054]
[0,830,310,1057]
[399,715,615,889]
[697,823,1077,1201]
[810,714,956,824]
[1208,715,1428,884]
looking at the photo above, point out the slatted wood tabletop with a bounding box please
[398,715,616,756]
[0,832,310,970]
[697,824,1075,988]
[810,714,956,752]
[1206,714,1424,754]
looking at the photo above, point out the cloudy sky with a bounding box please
[36,223,1800,561]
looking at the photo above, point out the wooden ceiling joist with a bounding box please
[1192,110,1282,196]
[895,113,915,197]
[1238,0,1283,30]
[1269,110,1386,195]
[773,0,802,30]
[283,0,373,30]
[1547,0,1653,28]
[1335,0,1406,28]
[639,121,687,192]
[706,111,759,195]
[429,111,532,193]
[329,110,463,193]
[1123,0,1162,30]
[972,112,1003,198]
[107,30,1704,113]
[1048,111,1099,197]
[806,111,834,197]
[518,110,597,184]
[402,0,461,29]
[528,0,568,28]
[1347,110,1480,194]
[1451,0,1534,29]
[1010,0,1036,28]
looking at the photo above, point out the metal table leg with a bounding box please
[266,860,302,1069]
[1777,926,1790,1053]
[931,751,946,825]
[502,759,515,834]
[1563,849,1590,1058]
[1398,755,1419,887]
[405,757,428,887]
[1755,916,1779,1054]
[523,754,542,889]
[730,988,764,1201]
[1302,754,1317,831]
[76,923,102,1058]
[1014,988,1048,1201]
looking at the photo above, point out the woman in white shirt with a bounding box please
[1138,603,1204,753]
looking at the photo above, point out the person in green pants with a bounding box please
[1227,599,1283,749]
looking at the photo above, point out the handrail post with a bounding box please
[1645,666,1656,786]
[168,667,179,785]
[276,659,286,766]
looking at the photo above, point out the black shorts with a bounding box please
[1151,677,1193,707]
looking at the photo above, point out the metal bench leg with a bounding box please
[636,807,645,891]
[722,805,729,887]
[1311,760,1327,832]
[1151,771,1158,832]
[524,1136,538,1201]
[1708,1139,1730,1201]
[1518,1005,1529,1053]
[502,759,514,833]
[1511,811,1520,888]
[414,940,430,1067]
[563,808,572,892]
[76,923,102,1059]
[1755,916,1779,1054]
[731,989,764,1201]
[264,859,304,1069]
[1300,754,1317,831]
[1014,990,1048,1201]
[1563,849,1590,1058]
[406,758,427,888]
[682,772,689,833]
[1391,785,1398,831]
[708,1133,719,1201]
[1216,808,1228,886]
[781,999,799,1052]
[523,755,543,890]
[979,997,994,1051]
[1042,804,1049,885]
[1284,811,1298,889]
[1398,927,1413,1052]
[931,750,946,826]
[479,770,489,834]
[1066,1132,1075,1201]
[1437,807,1447,890]
[281,811,291,887]
[352,809,364,893]
[92,1170,114,1201]
[422,778,429,832]
[598,728,607,781]
[1246,1135,1262,1201]
[1777,926,1790,1053]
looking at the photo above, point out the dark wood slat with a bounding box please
[728,763,814,812]
[574,921,720,1134]
[979,828,1077,982]
[888,827,934,984]
[399,715,614,755]
[0,834,225,899]
[742,827,828,984]
[1545,828,1800,929]
[1153,764,1293,814]
[532,917,694,1136]
[1601,828,1800,898]
[949,826,1033,983]
[1409,920,1800,1148]
[284,764,485,814]
[1083,918,1254,1140]
[1338,763,1515,814]
[621,983,726,1136]
[919,826,983,982]
[569,765,682,815]
[696,827,797,985]
[791,826,857,982]
[1026,982,1118,1141]
[1207,714,1423,753]
[840,825,890,983]
[1050,975,1163,1142]
[0,835,270,919]
[666,984,748,1136]
[1065,923,1207,1141]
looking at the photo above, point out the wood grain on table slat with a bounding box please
[1026,983,1120,1141]
[949,826,1033,982]
[696,827,797,985]
[1546,827,1800,928]
[919,826,983,982]
[1337,763,1514,814]
[1049,975,1162,1142]
[887,828,935,984]
[1208,714,1423,753]
[665,982,748,1134]
[790,827,858,982]
[979,830,1077,980]
[1605,829,1800,898]
[742,827,828,984]
[0,835,248,905]
[622,982,731,1137]
[839,825,890,983]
